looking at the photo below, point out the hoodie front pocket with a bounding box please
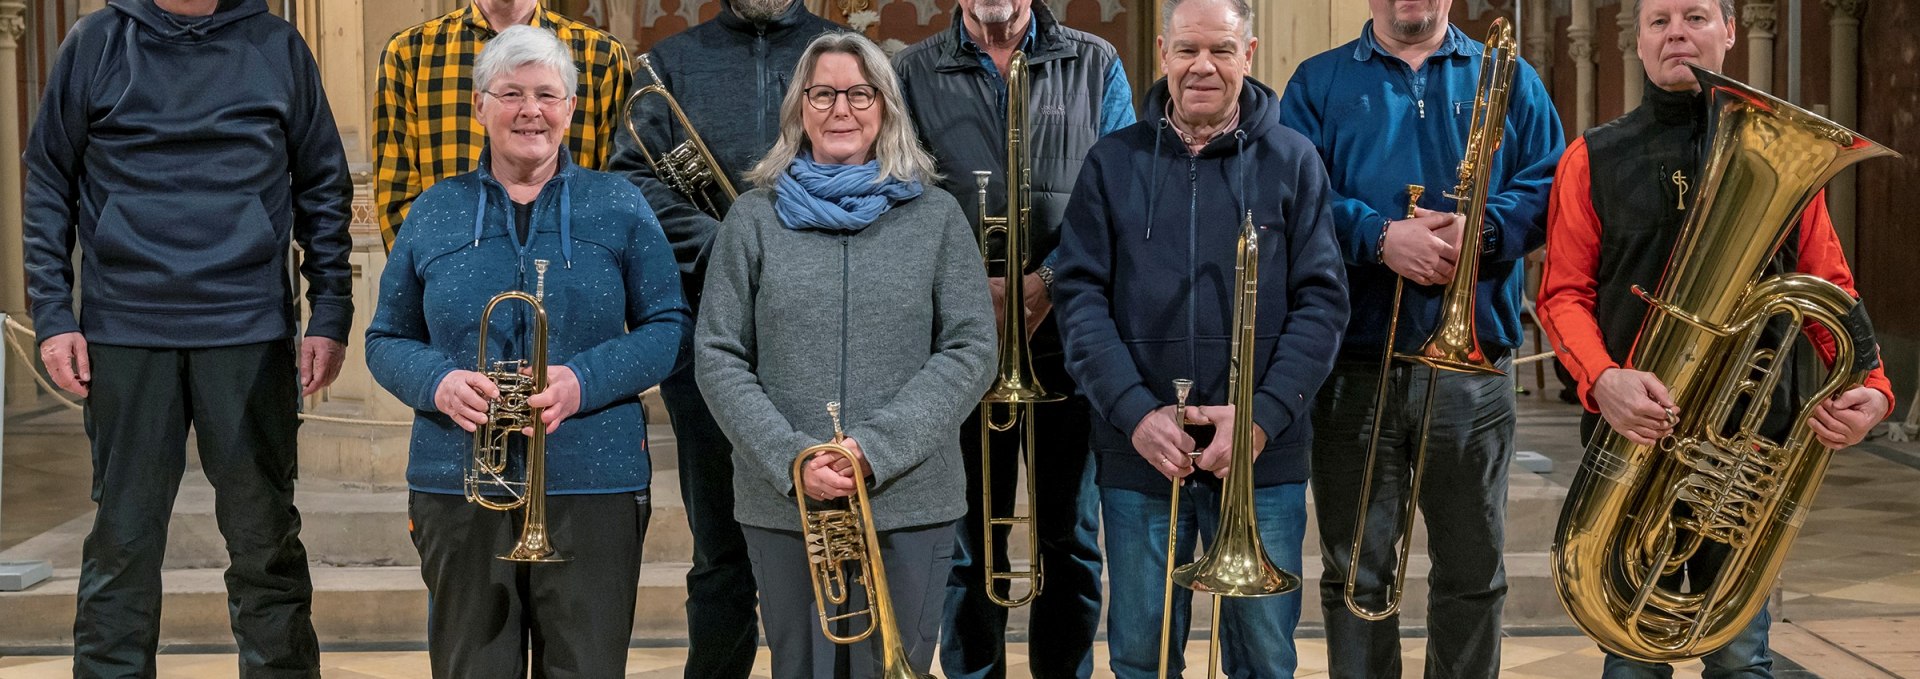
[89,192,282,310]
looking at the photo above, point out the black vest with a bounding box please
[1580,78,1801,441]
[892,4,1121,277]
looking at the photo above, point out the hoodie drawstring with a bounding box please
[1145,119,1168,241]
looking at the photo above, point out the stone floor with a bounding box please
[3,377,1918,676]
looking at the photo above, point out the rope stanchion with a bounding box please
[3,317,414,427]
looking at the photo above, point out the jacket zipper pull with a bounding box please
[1418,100,1426,119]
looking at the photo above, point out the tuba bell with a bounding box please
[1552,65,1896,662]
[972,50,1060,609]
[1342,18,1516,621]
[1155,212,1301,679]
[623,54,738,219]
[467,259,564,563]
[793,402,931,679]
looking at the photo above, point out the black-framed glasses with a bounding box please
[484,89,570,110]
[803,84,879,111]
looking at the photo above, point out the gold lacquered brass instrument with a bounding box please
[623,54,738,219]
[972,50,1059,608]
[793,402,930,679]
[1552,65,1895,662]
[1156,213,1301,679]
[1343,18,1515,621]
[467,259,563,563]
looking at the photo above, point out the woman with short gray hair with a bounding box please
[367,24,688,679]
[695,31,995,679]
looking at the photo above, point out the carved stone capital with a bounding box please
[1743,1,1778,34]
[1823,0,1865,19]
[0,0,26,43]
[1568,27,1595,62]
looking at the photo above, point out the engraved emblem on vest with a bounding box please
[1670,170,1689,210]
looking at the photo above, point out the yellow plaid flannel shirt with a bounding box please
[374,3,632,250]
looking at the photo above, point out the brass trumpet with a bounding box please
[973,50,1059,609]
[1552,65,1896,662]
[467,259,563,563]
[1156,213,1300,679]
[1343,18,1515,621]
[623,54,737,219]
[793,402,930,679]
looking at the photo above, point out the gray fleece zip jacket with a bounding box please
[695,187,996,532]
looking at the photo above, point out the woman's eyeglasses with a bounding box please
[803,84,879,111]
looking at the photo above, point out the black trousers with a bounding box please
[75,341,318,679]
[745,522,956,679]
[659,361,760,678]
[940,390,1103,679]
[408,490,651,679]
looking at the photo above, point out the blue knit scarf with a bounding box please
[774,152,924,233]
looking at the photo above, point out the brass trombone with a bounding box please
[1156,213,1301,679]
[1343,18,1515,621]
[793,402,930,679]
[973,50,1058,608]
[623,54,738,219]
[467,259,564,563]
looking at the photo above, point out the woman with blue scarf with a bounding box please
[694,32,996,679]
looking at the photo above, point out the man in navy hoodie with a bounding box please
[1277,0,1564,676]
[1052,1,1348,675]
[23,1,352,676]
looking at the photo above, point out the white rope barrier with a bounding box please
[3,316,414,427]
[1514,350,1557,366]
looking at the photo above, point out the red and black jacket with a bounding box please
[1539,77,1892,440]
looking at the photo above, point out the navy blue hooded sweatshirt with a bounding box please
[24,0,353,348]
[1052,77,1350,493]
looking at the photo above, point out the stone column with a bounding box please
[1826,0,1864,256]
[1570,0,1596,131]
[0,0,29,403]
[1619,0,1642,112]
[1744,0,1777,92]
[1524,0,1553,84]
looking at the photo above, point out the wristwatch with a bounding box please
[1035,264,1056,293]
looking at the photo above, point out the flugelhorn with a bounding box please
[1552,65,1895,662]
[1156,213,1301,679]
[467,259,563,563]
[972,50,1059,608]
[793,402,930,679]
[1343,18,1515,621]
[623,54,737,219]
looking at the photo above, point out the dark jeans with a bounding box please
[75,341,318,679]
[659,363,760,679]
[1310,354,1516,679]
[409,490,651,679]
[1101,483,1308,679]
[939,395,1102,679]
[744,521,957,679]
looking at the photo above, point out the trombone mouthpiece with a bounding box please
[534,259,551,301]
[1172,379,1193,407]
[973,171,992,190]
[1406,185,1425,219]
[826,401,844,440]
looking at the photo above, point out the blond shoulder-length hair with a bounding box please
[746,32,940,188]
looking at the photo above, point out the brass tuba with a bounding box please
[467,260,564,563]
[793,403,931,679]
[623,54,738,219]
[1552,65,1896,662]
[1156,213,1301,679]
[1343,18,1516,621]
[972,50,1060,608]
